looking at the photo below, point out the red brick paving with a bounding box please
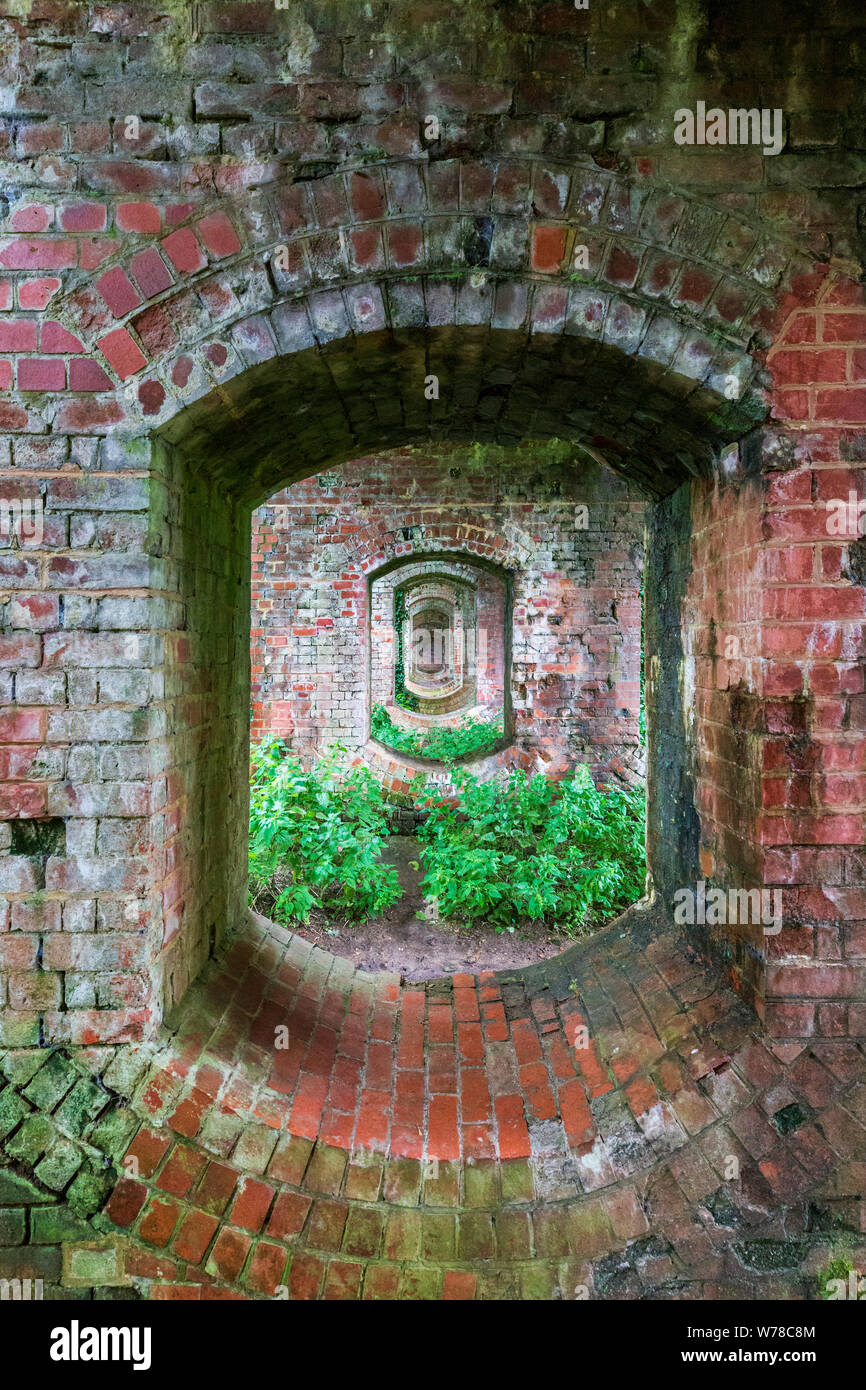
[5,904,866,1300]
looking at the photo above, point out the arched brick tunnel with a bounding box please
[1,0,865,1304]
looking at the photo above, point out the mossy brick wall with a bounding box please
[0,0,864,1041]
[0,1044,141,1301]
[250,444,644,780]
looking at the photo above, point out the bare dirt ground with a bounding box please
[296,834,571,981]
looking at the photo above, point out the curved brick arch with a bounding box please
[346,516,535,576]
[44,153,810,374]
[148,312,746,505]
[30,154,813,499]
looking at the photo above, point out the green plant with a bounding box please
[414,764,646,933]
[392,588,419,712]
[817,1254,855,1300]
[248,737,401,925]
[371,703,503,762]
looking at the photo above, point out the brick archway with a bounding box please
[135,292,746,1025]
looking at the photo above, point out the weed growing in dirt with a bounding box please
[414,765,646,933]
[248,737,401,924]
[249,740,645,936]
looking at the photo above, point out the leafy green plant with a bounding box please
[413,764,646,933]
[371,703,503,762]
[248,738,401,925]
[817,1254,856,1300]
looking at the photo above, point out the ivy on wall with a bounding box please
[393,586,419,711]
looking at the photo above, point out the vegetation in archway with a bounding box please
[392,587,419,713]
[249,739,401,924]
[415,766,645,934]
[249,740,645,937]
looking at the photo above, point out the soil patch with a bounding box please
[294,835,575,980]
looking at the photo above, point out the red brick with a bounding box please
[0,320,37,352]
[161,227,206,274]
[104,1178,148,1228]
[605,244,640,287]
[289,1252,326,1300]
[244,1240,288,1296]
[207,1227,252,1283]
[41,320,84,352]
[139,1197,181,1248]
[387,221,423,268]
[531,224,567,273]
[18,124,63,155]
[350,170,386,221]
[132,304,178,356]
[96,266,142,319]
[19,277,60,310]
[771,349,846,385]
[11,205,51,232]
[97,326,147,379]
[443,1271,477,1300]
[69,357,113,390]
[0,708,46,742]
[815,388,866,422]
[348,225,385,271]
[61,203,107,232]
[822,312,866,343]
[494,1094,531,1158]
[117,202,163,233]
[17,357,66,391]
[196,211,241,259]
[230,1177,275,1233]
[0,238,76,270]
[124,1126,172,1179]
[129,248,174,299]
[323,1259,363,1300]
[195,1162,239,1216]
[156,1144,206,1199]
[266,1191,312,1240]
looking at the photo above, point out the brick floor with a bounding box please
[2,902,865,1299]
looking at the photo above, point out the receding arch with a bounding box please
[144,278,770,1028]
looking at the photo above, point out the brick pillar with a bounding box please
[1,450,165,1045]
[756,272,866,1038]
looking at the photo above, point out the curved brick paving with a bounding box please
[3,905,865,1301]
